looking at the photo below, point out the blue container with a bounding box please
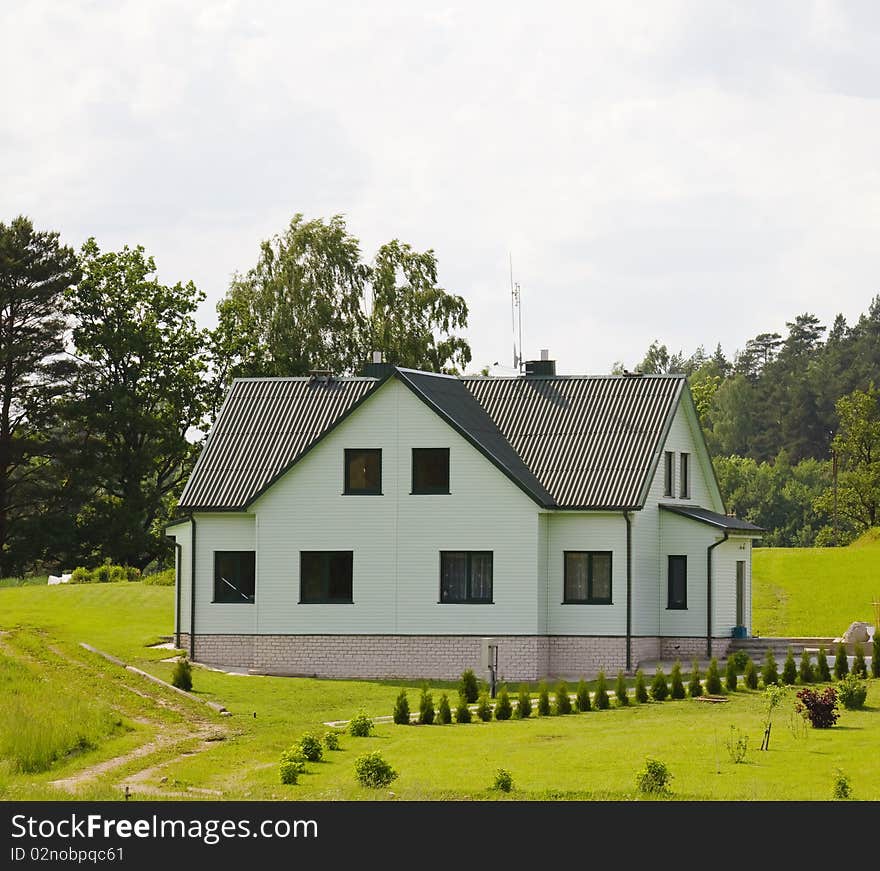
[732,625,747,639]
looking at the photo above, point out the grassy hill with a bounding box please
[753,530,880,637]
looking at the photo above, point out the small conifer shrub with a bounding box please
[171,656,193,692]
[706,658,723,694]
[782,649,797,685]
[832,769,852,800]
[354,751,398,788]
[494,686,513,720]
[650,667,669,702]
[459,668,479,703]
[323,731,341,751]
[517,684,532,718]
[633,669,648,703]
[816,646,832,681]
[575,679,592,711]
[455,695,472,723]
[298,733,323,762]
[418,686,435,725]
[594,671,610,709]
[556,682,573,715]
[476,693,492,722]
[730,650,750,671]
[852,643,868,679]
[537,682,551,716]
[437,693,452,724]
[725,658,738,692]
[615,672,629,706]
[798,652,814,684]
[393,690,410,725]
[688,660,702,698]
[834,643,849,680]
[669,661,686,700]
[493,768,513,792]
[348,711,374,737]
[743,658,759,690]
[762,649,779,687]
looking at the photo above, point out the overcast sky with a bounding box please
[4,1,880,374]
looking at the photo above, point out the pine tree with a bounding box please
[615,671,629,706]
[392,689,410,724]
[555,682,572,715]
[798,652,814,684]
[634,669,649,703]
[669,661,686,700]
[762,649,779,687]
[418,685,435,724]
[743,658,758,690]
[517,684,532,718]
[816,647,832,682]
[476,692,492,722]
[688,660,703,698]
[576,679,592,711]
[782,649,797,685]
[650,667,669,701]
[706,658,723,694]
[459,669,479,703]
[852,643,868,678]
[537,682,551,716]
[834,643,849,680]
[594,671,610,709]
[725,658,738,692]
[437,693,452,724]
[494,686,513,720]
[454,695,472,723]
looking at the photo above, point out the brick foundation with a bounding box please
[177,633,734,680]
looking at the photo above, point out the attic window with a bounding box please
[213,551,255,604]
[412,448,450,494]
[680,453,690,498]
[344,449,382,495]
[664,451,674,497]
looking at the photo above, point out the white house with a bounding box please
[166,358,760,680]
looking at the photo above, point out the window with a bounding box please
[667,555,687,609]
[213,551,255,604]
[663,451,674,497]
[440,551,493,603]
[344,449,381,495]
[564,551,612,604]
[300,551,353,603]
[679,452,690,498]
[412,448,450,494]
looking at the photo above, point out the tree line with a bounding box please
[0,214,470,575]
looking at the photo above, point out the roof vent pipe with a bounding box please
[372,350,383,364]
[540,349,549,361]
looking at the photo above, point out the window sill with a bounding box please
[299,600,354,605]
[561,600,613,606]
[666,605,688,611]
[410,491,451,496]
[211,600,255,605]
[438,600,494,605]
[342,492,383,496]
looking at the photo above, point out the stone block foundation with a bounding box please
[177,633,734,681]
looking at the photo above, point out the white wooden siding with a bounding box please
[167,520,190,635]
[713,537,752,636]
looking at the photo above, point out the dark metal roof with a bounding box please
[463,375,684,509]
[660,504,763,532]
[178,370,688,512]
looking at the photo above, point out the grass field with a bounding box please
[1,581,879,800]
[753,532,880,637]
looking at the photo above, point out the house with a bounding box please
[166,356,760,680]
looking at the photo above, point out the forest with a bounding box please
[2,212,878,576]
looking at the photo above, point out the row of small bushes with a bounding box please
[756,642,876,688]
[70,563,141,584]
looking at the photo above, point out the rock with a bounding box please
[842,621,871,643]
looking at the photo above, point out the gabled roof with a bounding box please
[660,504,763,533]
[177,369,686,512]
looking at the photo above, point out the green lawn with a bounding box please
[753,536,880,637]
[2,582,879,800]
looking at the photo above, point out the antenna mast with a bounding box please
[510,254,522,371]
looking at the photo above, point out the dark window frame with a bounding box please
[343,448,382,495]
[663,451,674,497]
[411,447,451,495]
[213,550,256,604]
[679,452,690,498]
[439,551,494,604]
[299,550,354,604]
[667,554,688,610]
[563,551,613,605]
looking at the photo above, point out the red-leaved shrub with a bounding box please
[795,686,839,729]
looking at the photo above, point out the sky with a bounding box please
[3,1,880,375]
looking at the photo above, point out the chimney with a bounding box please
[361,351,395,379]
[524,349,556,377]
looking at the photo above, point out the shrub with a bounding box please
[669,661,685,700]
[594,671,610,709]
[493,768,513,793]
[354,751,398,788]
[816,646,832,682]
[762,650,779,687]
[837,674,868,710]
[556,681,572,714]
[143,568,174,586]
[459,668,479,704]
[476,693,492,722]
[124,566,141,582]
[636,758,672,795]
[455,695,472,723]
[69,567,93,585]
[393,690,410,725]
[725,658,738,692]
[517,684,532,718]
[743,658,758,690]
[781,649,797,685]
[725,726,748,764]
[730,650,750,671]
[614,672,629,707]
[852,643,868,679]
[650,668,669,702]
[93,562,111,584]
[633,669,649,703]
[688,661,702,698]
[348,711,373,737]
[322,731,341,751]
[706,658,723,694]
[418,686,435,725]
[494,686,513,721]
[298,733,323,762]
[437,693,452,724]
[170,657,193,692]
[833,769,852,800]
[108,565,127,584]
[873,636,880,679]
[834,643,849,680]
[576,679,592,711]
[537,682,551,716]
[795,687,839,729]
[279,747,307,785]
[798,652,814,684]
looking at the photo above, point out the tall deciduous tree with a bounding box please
[0,217,78,574]
[63,239,208,568]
